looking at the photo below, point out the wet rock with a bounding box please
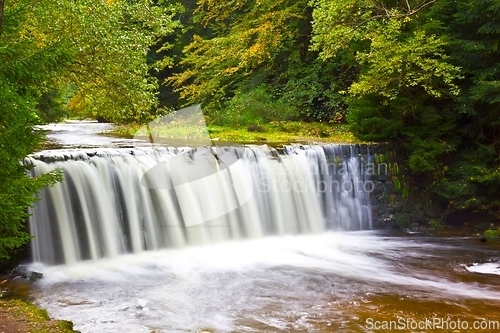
[10,265,43,282]
[247,124,265,132]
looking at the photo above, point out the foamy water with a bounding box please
[31,232,500,333]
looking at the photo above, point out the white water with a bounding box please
[31,232,500,333]
[39,120,145,148]
[28,144,373,265]
[466,262,500,275]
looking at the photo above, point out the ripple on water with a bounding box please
[30,232,500,333]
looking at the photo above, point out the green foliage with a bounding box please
[112,121,357,143]
[36,89,69,123]
[394,212,412,229]
[311,0,500,217]
[350,24,460,99]
[170,0,308,110]
[51,0,181,123]
[272,54,353,122]
[430,0,500,215]
[428,219,444,230]
[1,0,181,124]
[166,0,349,121]
[211,86,299,127]
[309,0,500,216]
[0,0,65,263]
[388,162,410,198]
[484,229,500,238]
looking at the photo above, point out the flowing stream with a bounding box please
[28,121,500,333]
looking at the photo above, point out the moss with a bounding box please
[0,298,79,333]
[483,229,500,238]
[393,212,411,229]
[427,219,444,230]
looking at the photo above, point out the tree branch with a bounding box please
[349,0,437,31]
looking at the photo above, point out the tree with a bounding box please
[312,0,461,166]
[165,0,355,122]
[0,0,66,264]
[44,0,181,123]
[169,0,304,108]
[431,0,500,214]
[0,0,4,35]
[311,0,500,216]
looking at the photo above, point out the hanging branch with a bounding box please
[348,0,437,31]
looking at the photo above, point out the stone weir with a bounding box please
[27,144,374,265]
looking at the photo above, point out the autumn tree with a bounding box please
[166,0,350,122]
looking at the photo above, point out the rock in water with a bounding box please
[10,265,44,282]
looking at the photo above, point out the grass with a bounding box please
[109,121,361,144]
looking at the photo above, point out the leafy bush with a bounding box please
[211,86,299,127]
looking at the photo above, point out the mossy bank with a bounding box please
[0,298,79,333]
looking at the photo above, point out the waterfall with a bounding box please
[28,144,373,266]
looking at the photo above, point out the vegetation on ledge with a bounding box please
[483,229,500,239]
[109,121,359,144]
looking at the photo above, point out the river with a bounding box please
[30,121,500,333]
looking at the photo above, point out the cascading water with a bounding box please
[28,144,373,266]
[26,122,500,333]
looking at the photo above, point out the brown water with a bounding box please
[29,231,500,333]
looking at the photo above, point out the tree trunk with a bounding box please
[0,0,4,36]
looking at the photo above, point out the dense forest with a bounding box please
[1,0,499,262]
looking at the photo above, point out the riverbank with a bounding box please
[0,277,78,333]
[0,298,78,333]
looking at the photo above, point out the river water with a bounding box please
[30,121,500,333]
